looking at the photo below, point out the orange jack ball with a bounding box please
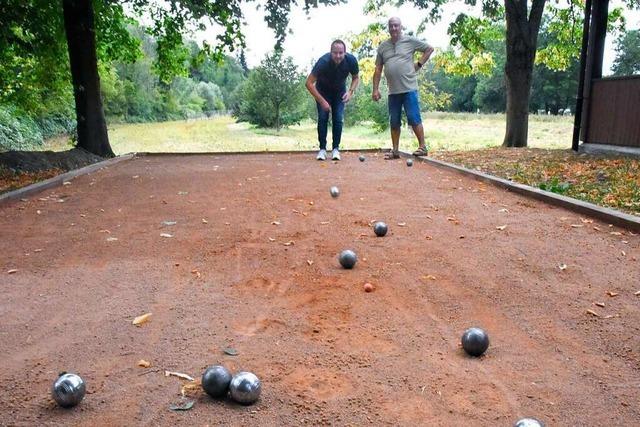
[364,283,374,292]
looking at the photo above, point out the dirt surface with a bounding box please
[1,152,639,426]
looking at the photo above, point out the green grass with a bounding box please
[46,112,573,154]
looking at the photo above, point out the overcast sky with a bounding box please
[198,0,640,74]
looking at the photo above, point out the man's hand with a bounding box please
[372,89,381,102]
[341,91,353,103]
[320,99,331,112]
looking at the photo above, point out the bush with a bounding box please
[0,105,43,151]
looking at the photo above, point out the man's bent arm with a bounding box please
[417,46,434,67]
[306,74,326,104]
[348,74,360,95]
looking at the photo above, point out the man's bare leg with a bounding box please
[412,123,426,150]
[391,127,401,153]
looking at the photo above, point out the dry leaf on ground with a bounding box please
[132,312,152,326]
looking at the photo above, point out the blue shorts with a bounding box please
[388,90,422,129]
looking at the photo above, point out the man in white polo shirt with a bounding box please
[372,17,434,159]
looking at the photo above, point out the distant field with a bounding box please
[46,112,574,154]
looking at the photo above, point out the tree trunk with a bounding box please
[502,0,546,148]
[275,103,281,131]
[62,0,114,157]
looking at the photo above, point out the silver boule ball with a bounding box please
[359,155,366,162]
[406,158,413,167]
[339,249,357,269]
[373,221,388,237]
[461,327,490,357]
[229,371,261,405]
[330,186,340,198]
[202,365,232,398]
[514,418,545,427]
[51,373,86,408]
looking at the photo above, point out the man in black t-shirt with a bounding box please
[306,40,359,160]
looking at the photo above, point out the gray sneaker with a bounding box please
[332,148,341,161]
[316,149,327,160]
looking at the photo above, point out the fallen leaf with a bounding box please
[634,291,640,296]
[397,222,407,227]
[593,226,602,231]
[99,229,111,234]
[181,382,200,397]
[201,218,208,224]
[307,260,314,266]
[422,275,437,280]
[594,302,605,307]
[268,237,276,242]
[621,250,626,257]
[496,225,507,230]
[320,221,330,225]
[132,313,152,326]
[283,241,295,246]
[137,360,151,368]
[160,233,173,238]
[191,270,201,278]
[63,181,71,185]
[106,237,118,242]
[292,209,300,214]
[586,309,601,317]
[309,201,314,206]
[34,249,42,252]
[498,208,509,213]
[607,291,619,297]
[223,348,238,356]
[287,198,296,201]
[271,221,281,225]
[164,371,195,381]
[610,231,623,236]
[162,221,177,226]
[425,235,433,240]
[558,263,567,271]
[7,269,17,274]
[570,224,584,228]
[169,400,194,411]
[580,218,593,224]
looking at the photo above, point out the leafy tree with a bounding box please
[1,0,345,156]
[367,0,632,147]
[612,29,640,76]
[235,53,306,130]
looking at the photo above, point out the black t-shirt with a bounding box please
[311,52,359,94]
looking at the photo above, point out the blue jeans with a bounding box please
[316,91,345,150]
[388,90,422,129]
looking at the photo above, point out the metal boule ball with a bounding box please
[406,158,413,167]
[514,418,545,427]
[461,327,490,357]
[330,186,340,198]
[229,371,261,405]
[359,155,366,162]
[339,249,357,269]
[202,365,232,398]
[373,221,388,237]
[51,373,86,408]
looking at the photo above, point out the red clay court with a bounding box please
[1,152,639,425]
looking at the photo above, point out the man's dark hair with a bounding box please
[331,39,346,52]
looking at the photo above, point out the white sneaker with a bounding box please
[332,148,341,161]
[316,149,326,160]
